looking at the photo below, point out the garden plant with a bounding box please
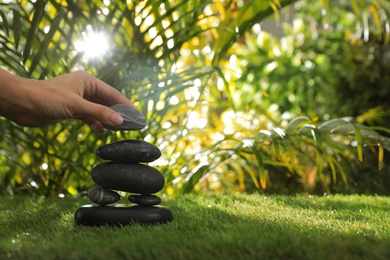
[1,0,389,196]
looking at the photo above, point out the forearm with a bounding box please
[0,68,32,123]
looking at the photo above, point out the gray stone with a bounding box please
[88,185,121,206]
[128,194,161,206]
[74,204,173,226]
[96,140,161,163]
[103,104,146,131]
[91,162,165,194]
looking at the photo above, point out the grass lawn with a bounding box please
[1,193,389,259]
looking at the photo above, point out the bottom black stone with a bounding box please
[74,204,173,226]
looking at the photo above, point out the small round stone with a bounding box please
[102,104,146,131]
[88,185,120,206]
[96,140,161,163]
[128,194,161,206]
[91,162,165,194]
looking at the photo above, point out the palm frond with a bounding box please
[186,117,390,193]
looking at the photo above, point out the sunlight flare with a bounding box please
[75,30,109,59]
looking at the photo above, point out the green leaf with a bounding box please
[23,0,46,64]
[228,160,246,191]
[216,67,235,111]
[350,0,361,19]
[286,116,310,134]
[212,0,297,64]
[369,126,390,136]
[297,123,317,135]
[0,10,9,36]
[311,128,323,179]
[237,152,260,189]
[250,145,267,190]
[326,154,337,184]
[352,123,364,162]
[318,118,350,132]
[30,10,64,73]
[331,123,355,135]
[11,9,21,49]
[270,127,285,156]
[181,164,208,194]
[378,142,384,170]
[327,155,348,185]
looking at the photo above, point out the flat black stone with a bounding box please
[103,104,146,131]
[128,194,161,206]
[91,162,165,194]
[74,204,173,226]
[96,140,161,163]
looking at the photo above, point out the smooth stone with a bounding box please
[128,194,161,206]
[74,204,173,226]
[87,185,120,206]
[96,140,161,163]
[103,104,146,131]
[91,162,165,194]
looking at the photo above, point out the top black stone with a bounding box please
[96,140,161,163]
[103,104,146,131]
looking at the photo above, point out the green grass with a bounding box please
[1,194,389,259]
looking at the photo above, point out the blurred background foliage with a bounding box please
[0,0,390,197]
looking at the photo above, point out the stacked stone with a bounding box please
[75,104,173,226]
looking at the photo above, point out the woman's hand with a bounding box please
[0,68,134,133]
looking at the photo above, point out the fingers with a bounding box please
[43,71,137,131]
[78,71,135,108]
[79,100,124,129]
[68,71,138,132]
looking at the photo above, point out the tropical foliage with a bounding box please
[0,0,389,196]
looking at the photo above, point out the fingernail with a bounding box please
[111,113,124,125]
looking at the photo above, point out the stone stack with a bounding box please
[74,104,173,226]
